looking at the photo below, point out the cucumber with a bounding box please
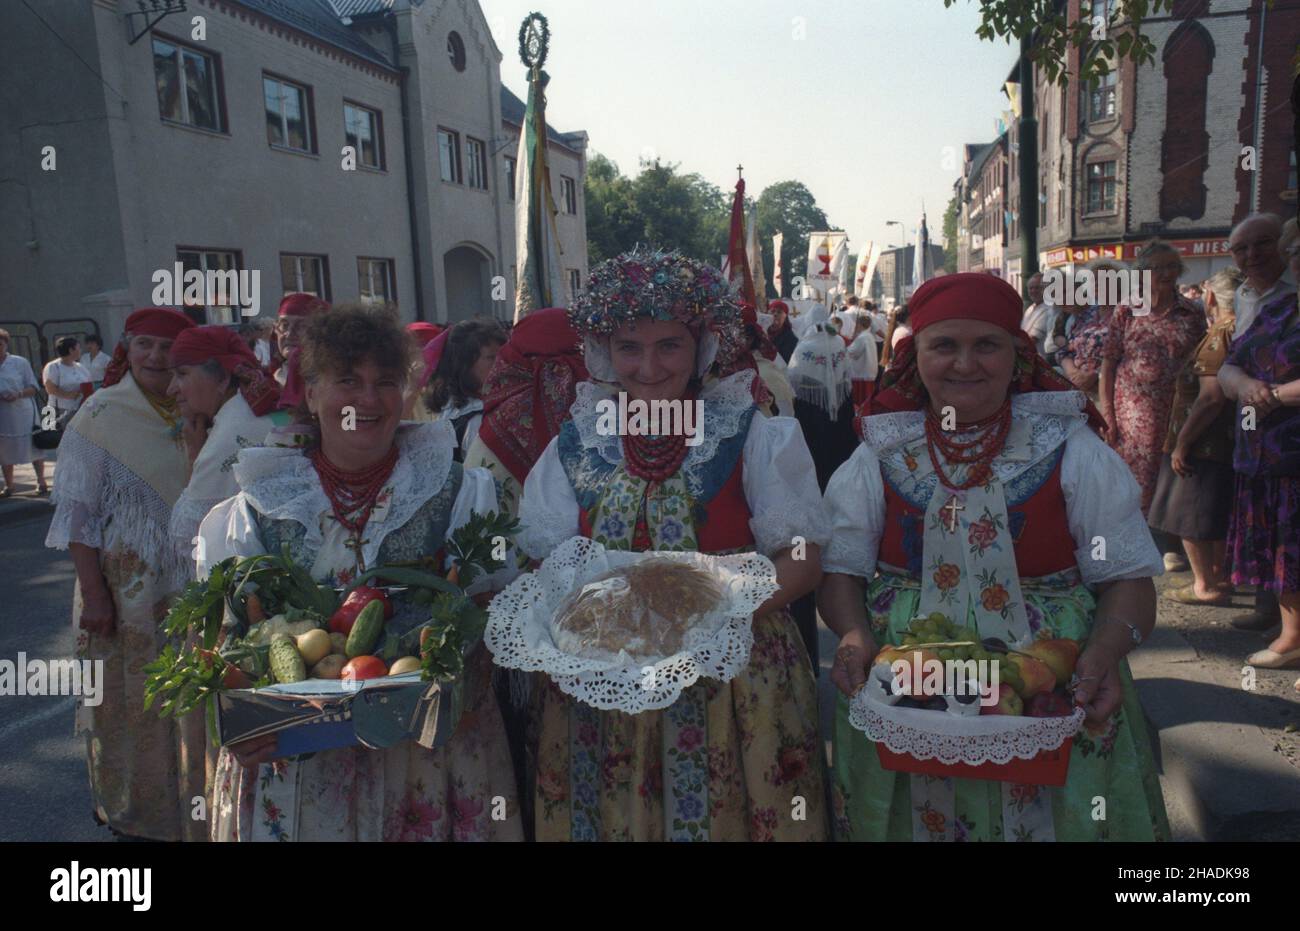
[345,599,385,658]
[269,633,307,684]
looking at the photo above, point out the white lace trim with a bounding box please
[749,498,830,556]
[232,420,454,566]
[865,391,1089,482]
[485,536,779,714]
[822,537,877,579]
[169,487,225,551]
[568,371,758,497]
[45,426,190,591]
[848,685,1086,766]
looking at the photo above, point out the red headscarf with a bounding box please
[478,308,588,484]
[169,325,280,416]
[418,328,451,390]
[711,304,776,409]
[102,307,196,388]
[867,273,1104,433]
[407,322,444,347]
[275,293,329,410]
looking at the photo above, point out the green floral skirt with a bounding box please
[830,566,1169,841]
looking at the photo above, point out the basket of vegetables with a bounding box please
[144,512,517,755]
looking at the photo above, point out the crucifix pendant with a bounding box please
[345,535,367,573]
[940,494,964,534]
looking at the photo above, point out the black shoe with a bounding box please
[1231,611,1283,632]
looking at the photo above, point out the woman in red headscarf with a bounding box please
[44,307,203,841]
[817,273,1169,842]
[166,326,284,563]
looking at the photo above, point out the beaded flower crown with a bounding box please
[567,248,742,335]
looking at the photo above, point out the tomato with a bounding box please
[340,656,388,681]
[328,586,393,635]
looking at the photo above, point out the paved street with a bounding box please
[1,462,1297,841]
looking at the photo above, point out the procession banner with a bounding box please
[805,231,848,302]
[859,241,883,299]
[772,232,784,298]
[746,206,768,310]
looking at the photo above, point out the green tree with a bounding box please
[942,0,1175,84]
[754,181,832,299]
[583,153,637,264]
[942,191,960,274]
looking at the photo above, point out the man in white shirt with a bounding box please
[1230,212,1295,340]
[82,334,110,387]
[1227,212,1294,634]
[1020,272,1060,359]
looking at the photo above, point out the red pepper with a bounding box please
[328,585,392,635]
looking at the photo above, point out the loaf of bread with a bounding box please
[552,558,724,660]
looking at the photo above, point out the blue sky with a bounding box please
[480,0,1020,258]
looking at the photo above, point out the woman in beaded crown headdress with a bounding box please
[517,248,830,840]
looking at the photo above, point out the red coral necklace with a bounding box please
[923,398,1012,490]
[623,431,688,483]
[310,445,400,540]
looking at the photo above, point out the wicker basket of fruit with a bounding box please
[848,613,1086,786]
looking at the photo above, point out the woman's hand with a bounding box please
[830,626,877,698]
[0,390,17,403]
[229,734,281,769]
[182,413,211,463]
[1072,645,1124,728]
[1238,378,1279,416]
[79,581,116,637]
[1170,443,1194,478]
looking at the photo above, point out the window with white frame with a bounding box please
[561,176,577,214]
[358,258,395,305]
[438,129,462,183]
[1086,160,1117,213]
[569,269,582,301]
[505,156,517,200]
[466,137,488,190]
[344,102,382,169]
[177,247,242,325]
[264,74,313,152]
[281,254,329,299]
[153,36,223,131]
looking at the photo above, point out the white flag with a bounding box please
[745,207,767,311]
[806,232,848,302]
[772,233,784,298]
[857,242,882,299]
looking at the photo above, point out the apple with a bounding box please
[1026,690,1074,717]
[1022,638,1081,688]
[1005,653,1056,699]
[980,683,1023,715]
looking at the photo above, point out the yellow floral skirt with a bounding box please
[533,609,826,841]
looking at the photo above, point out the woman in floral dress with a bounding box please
[1099,243,1207,513]
[197,305,521,841]
[518,250,829,841]
[820,273,1168,842]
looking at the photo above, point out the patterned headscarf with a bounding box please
[478,308,588,483]
[275,292,329,410]
[102,307,195,388]
[868,273,1105,433]
[169,325,280,416]
[711,302,776,408]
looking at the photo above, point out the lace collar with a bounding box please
[864,391,1089,480]
[234,419,455,556]
[568,370,757,494]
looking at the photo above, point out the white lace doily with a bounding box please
[485,536,779,713]
[847,684,1086,766]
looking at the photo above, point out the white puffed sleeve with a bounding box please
[448,465,520,590]
[822,443,887,578]
[1060,429,1163,585]
[517,436,581,560]
[742,415,829,556]
[195,494,266,580]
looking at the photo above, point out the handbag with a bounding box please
[31,395,63,450]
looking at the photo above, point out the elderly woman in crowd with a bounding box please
[45,308,199,840]
[1057,259,1126,399]
[1099,242,1207,515]
[0,328,48,496]
[1218,228,1300,686]
[518,250,829,840]
[1148,268,1243,605]
[821,273,1167,841]
[197,304,521,841]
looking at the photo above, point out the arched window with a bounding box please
[1159,20,1213,221]
[447,31,466,72]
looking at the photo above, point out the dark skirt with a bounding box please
[1146,454,1235,541]
[1227,473,1300,594]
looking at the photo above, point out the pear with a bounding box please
[1005,652,1056,699]
[1022,638,1081,688]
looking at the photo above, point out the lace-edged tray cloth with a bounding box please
[848,685,1086,786]
[485,536,779,714]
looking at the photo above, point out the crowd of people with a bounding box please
[12,209,1297,843]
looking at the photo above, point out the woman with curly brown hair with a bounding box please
[196,303,522,842]
[421,319,506,459]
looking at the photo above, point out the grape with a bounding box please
[938,649,955,662]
